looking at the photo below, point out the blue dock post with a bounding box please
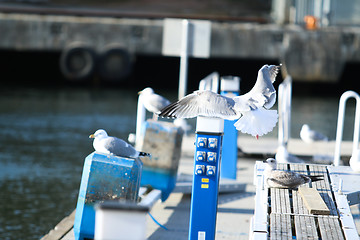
[189,116,224,240]
[220,76,240,180]
[73,152,142,240]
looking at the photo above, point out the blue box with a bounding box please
[139,120,183,201]
[74,152,142,240]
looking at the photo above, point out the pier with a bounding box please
[41,135,360,240]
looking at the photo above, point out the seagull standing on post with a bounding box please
[159,64,281,138]
[89,129,151,158]
[138,87,171,120]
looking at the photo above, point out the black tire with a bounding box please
[97,47,132,82]
[60,45,96,81]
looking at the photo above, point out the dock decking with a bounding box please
[252,161,359,239]
[41,136,360,240]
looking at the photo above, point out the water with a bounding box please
[0,86,357,240]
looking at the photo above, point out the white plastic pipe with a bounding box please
[135,94,146,148]
[334,91,360,166]
[178,19,189,99]
[278,76,292,147]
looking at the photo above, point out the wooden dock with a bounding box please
[252,161,359,239]
[41,136,360,240]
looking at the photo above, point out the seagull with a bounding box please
[300,124,328,143]
[263,158,323,189]
[89,129,151,158]
[159,64,280,138]
[138,87,171,120]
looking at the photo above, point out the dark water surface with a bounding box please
[0,86,357,239]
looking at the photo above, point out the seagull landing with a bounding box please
[263,158,323,189]
[89,129,151,159]
[138,87,171,121]
[159,64,281,138]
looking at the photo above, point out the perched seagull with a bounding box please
[300,124,328,143]
[263,158,323,189]
[159,64,281,138]
[89,129,151,158]
[138,87,171,120]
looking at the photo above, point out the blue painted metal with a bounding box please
[220,90,239,180]
[139,120,183,201]
[189,132,223,240]
[73,152,142,240]
[141,166,177,201]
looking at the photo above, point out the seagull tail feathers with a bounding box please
[139,152,152,159]
[234,108,278,137]
[308,175,323,183]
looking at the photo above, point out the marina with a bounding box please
[1,1,360,240]
[41,136,360,240]
[0,84,359,239]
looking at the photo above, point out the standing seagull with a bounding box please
[138,87,171,120]
[89,129,151,158]
[159,64,280,138]
[300,124,328,143]
[263,158,323,189]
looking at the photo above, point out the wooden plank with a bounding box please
[298,187,330,215]
[269,163,293,239]
[332,190,359,240]
[40,210,75,240]
[290,164,319,240]
[309,164,345,240]
[252,163,269,233]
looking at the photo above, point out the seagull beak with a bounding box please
[138,90,142,95]
[89,134,95,138]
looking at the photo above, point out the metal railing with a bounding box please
[334,90,360,166]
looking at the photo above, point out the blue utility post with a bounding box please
[189,116,224,240]
[220,76,240,180]
[74,152,142,240]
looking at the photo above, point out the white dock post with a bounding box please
[334,91,360,166]
[95,202,149,240]
[135,94,147,147]
[178,19,189,99]
[278,75,292,148]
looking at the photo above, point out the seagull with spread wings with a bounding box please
[159,64,281,138]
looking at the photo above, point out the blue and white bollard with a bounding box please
[189,116,224,240]
[220,76,240,180]
[74,152,142,240]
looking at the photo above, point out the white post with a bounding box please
[135,95,146,148]
[95,202,149,240]
[178,19,189,99]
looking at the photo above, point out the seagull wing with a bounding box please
[159,90,239,120]
[103,137,138,158]
[231,65,280,137]
[268,170,309,188]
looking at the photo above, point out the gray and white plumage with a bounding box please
[159,64,280,138]
[300,124,328,143]
[89,129,151,158]
[263,158,323,189]
[139,87,171,115]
